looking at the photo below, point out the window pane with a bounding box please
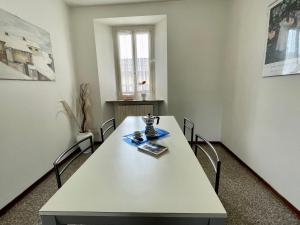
[135,32,151,93]
[118,32,134,95]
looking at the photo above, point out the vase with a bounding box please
[141,93,146,101]
[76,132,94,153]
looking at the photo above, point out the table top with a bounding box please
[40,116,226,218]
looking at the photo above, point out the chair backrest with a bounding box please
[194,134,221,194]
[100,118,116,143]
[53,136,94,189]
[183,117,194,146]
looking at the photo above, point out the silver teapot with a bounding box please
[143,114,160,139]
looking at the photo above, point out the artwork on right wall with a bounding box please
[263,0,300,77]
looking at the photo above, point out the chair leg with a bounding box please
[54,165,61,189]
[100,128,104,144]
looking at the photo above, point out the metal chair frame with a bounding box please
[195,134,221,194]
[100,118,116,143]
[183,117,194,147]
[53,136,94,189]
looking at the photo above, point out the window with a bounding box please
[114,27,154,99]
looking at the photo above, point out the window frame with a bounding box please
[113,25,155,100]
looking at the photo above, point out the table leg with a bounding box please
[41,215,65,225]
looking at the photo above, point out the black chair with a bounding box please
[53,136,94,189]
[183,117,194,147]
[100,118,116,143]
[194,134,221,194]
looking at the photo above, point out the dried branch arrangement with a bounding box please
[60,100,81,132]
[79,83,91,133]
[60,83,91,133]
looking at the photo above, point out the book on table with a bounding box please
[138,142,168,157]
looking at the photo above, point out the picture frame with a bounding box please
[0,8,55,81]
[263,0,300,77]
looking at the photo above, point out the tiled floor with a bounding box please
[0,144,299,225]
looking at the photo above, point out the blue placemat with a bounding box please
[123,128,170,146]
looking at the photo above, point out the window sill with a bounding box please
[106,99,164,104]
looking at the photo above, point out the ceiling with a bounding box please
[64,0,175,6]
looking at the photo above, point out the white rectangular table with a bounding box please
[40,116,226,225]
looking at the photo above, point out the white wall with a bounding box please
[155,17,168,115]
[70,0,228,141]
[0,0,77,209]
[70,7,102,137]
[94,23,116,127]
[222,0,300,210]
